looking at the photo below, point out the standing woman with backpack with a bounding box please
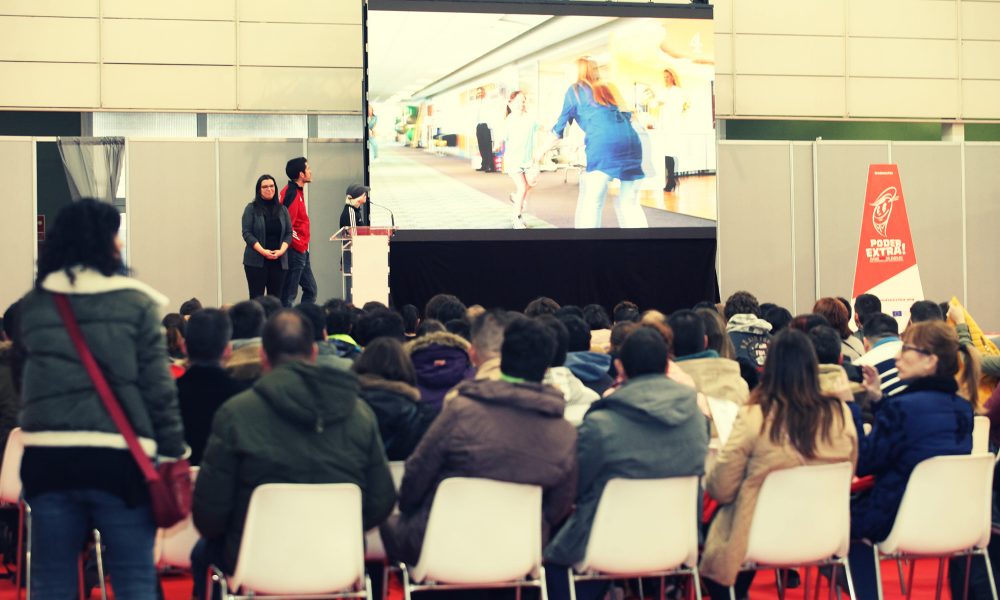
[18,198,186,599]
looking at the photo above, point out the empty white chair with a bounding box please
[569,477,702,600]
[156,467,200,570]
[731,462,856,600]
[399,477,546,600]
[973,415,990,454]
[871,453,997,600]
[209,483,370,599]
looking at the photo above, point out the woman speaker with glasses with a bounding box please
[242,174,292,299]
[847,319,979,597]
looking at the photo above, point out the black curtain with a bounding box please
[389,237,719,313]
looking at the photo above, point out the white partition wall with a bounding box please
[0,139,36,311]
[964,145,1000,323]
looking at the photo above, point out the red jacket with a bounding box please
[281,184,310,253]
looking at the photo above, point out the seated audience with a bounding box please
[354,337,438,461]
[192,310,396,599]
[948,304,1000,379]
[224,300,266,381]
[761,305,793,334]
[701,329,857,600]
[582,303,612,353]
[415,318,445,337]
[295,302,352,371]
[544,327,708,599]
[400,304,420,338]
[612,300,640,324]
[444,318,470,341]
[162,312,187,377]
[404,329,473,409]
[853,293,882,344]
[537,315,599,408]
[323,298,362,360]
[606,321,639,379]
[177,309,250,466]
[466,304,486,321]
[424,293,466,323]
[252,294,281,319]
[353,308,405,347]
[723,290,771,373]
[467,309,511,380]
[908,299,944,325]
[807,325,864,403]
[180,297,203,320]
[848,320,977,598]
[669,309,749,406]
[0,301,22,463]
[853,313,905,397]
[525,296,560,318]
[560,314,614,396]
[814,297,865,362]
[697,307,736,360]
[380,317,578,566]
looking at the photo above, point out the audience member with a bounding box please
[560,314,613,396]
[697,307,736,360]
[323,298,362,360]
[606,321,639,379]
[761,305,793,334]
[179,297,203,319]
[582,304,612,353]
[295,302,351,371]
[853,293,882,343]
[807,325,863,403]
[814,297,864,362]
[466,304,486,322]
[354,337,438,460]
[362,300,389,313]
[225,300,266,381]
[848,320,977,598]
[612,300,640,324]
[380,317,577,566]
[723,290,771,373]
[400,304,420,337]
[177,309,249,466]
[537,315,599,407]
[414,318,445,337]
[162,312,187,361]
[404,330,473,409]
[545,327,708,600]
[525,296,560,318]
[467,309,511,380]
[444,318,470,341]
[692,300,719,312]
[947,304,1000,379]
[853,313,905,397]
[637,320,697,391]
[0,301,22,463]
[192,310,395,599]
[669,309,749,406]
[424,293,464,322]
[701,329,857,599]
[908,299,944,325]
[353,308,405,347]
[554,305,585,320]
[252,294,282,319]
[788,312,830,332]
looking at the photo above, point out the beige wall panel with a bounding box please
[0,140,36,313]
[792,143,816,314]
[239,0,362,24]
[0,0,97,17]
[963,41,1000,80]
[965,144,1000,331]
[128,141,219,310]
[848,38,957,79]
[711,0,732,33]
[815,143,890,299]
[715,34,732,74]
[848,0,956,39]
[890,143,964,305]
[735,35,843,76]
[102,0,234,20]
[102,65,236,110]
[734,0,844,36]
[848,78,958,119]
[103,20,235,65]
[218,140,303,305]
[715,75,734,116]
[734,76,845,117]
[717,143,794,308]
[0,17,98,63]
[238,66,361,112]
[963,81,1000,119]
[0,63,99,108]
[962,2,1000,40]
[239,23,361,68]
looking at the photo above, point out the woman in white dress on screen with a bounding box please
[502,90,539,229]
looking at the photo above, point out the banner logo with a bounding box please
[870,186,898,237]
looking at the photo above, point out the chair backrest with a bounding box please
[579,476,699,575]
[0,428,24,504]
[231,483,365,595]
[879,453,994,555]
[973,416,990,454]
[411,477,542,585]
[157,467,200,568]
[744,462,853,566]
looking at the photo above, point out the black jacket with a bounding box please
[242,201,292,268]
[358,374,438,461]
[177,364,250,466]
[339,202,369,228]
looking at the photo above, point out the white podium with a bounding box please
[330,226,396,306]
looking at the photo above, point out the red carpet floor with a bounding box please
[0,559,956,599]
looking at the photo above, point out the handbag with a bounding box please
[53,293,192,529]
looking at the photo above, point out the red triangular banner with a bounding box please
[852,164,918,297]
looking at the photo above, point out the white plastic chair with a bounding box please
[399,477,546,600]
[364,461,406,599]
[871,453,997,600]
[209,483,370,599]
[569,477,702,600]
[973,416,990,454]
[156,466,200,570]
[732,462,856,600]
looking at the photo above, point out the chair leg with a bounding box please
[804,566,811,600]
[692,567,703,600]
[539,565,549,600]
[660,575,666,600]
[15,501,23,600]
[906,559,917,600]
[934,557,946,600]
[400,564,413,600]
[964,554,973,600]
[982,549,999,600]
[777,568,785,600]
[381,562,389,600]
[872,545,885,600]
[638,577,645,600]
[897,559,908,595]
[567,568,577,600]
[842,556,858,600]
[516,584,522,600]
[92,530,107,600]
[828,564,838,600]
[22,503,30,600]
[365,574,373,600]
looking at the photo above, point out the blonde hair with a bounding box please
[575,57,622,108]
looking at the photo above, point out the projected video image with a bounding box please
[367,11,716,230]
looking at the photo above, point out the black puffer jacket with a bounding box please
[358,374,438,461]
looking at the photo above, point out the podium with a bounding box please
[330,226,396,306]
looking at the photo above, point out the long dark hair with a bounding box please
[353,337,416,385]
[751,329,844,458]
[253,174,279,217]
[35,198,123,289]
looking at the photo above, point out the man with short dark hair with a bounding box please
[559,314,613,396]
[380,317,577,567]
[854,313,906,397]
[807,325,863,402]
[323,298,361,359]
[468,309,510,380]
[352,309,405,347]
[668,309,749,407]
[279,157,318,307]
[192,309,395,599]
[177,309,249,466]
[225,300,266,381]
[612,300,640,324]
[295,303,352,371]
[537,315,599,409]
[853,293,881,343]
[908,300,944,325]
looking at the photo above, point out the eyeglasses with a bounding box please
[901,344,933,356]
[261,184,276,189]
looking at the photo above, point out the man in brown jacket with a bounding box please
[380,316,578,565]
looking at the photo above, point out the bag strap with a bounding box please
[52,293,160,483]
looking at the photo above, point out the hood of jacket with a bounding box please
[725,314,772,335]
[564,351,613,382]
[595,374,700,426]
[358,373,421,402]
[252,362,360,432]
[543,366,599,406]
[407,332,472,389]
[456,378,566,418]
[39,266,169,308]
[405,331,470,355]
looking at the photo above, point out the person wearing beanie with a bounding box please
[340,183,371,229]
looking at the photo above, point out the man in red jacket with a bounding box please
[279,157,318,307]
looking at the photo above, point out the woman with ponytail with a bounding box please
[848,320,977,597]
[241,174,292,298]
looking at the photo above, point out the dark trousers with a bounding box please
[664,156,678,191]
[476,123,495,171]
[280,249,317,307]
[190,537,226,600]
[244,261,285,299]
